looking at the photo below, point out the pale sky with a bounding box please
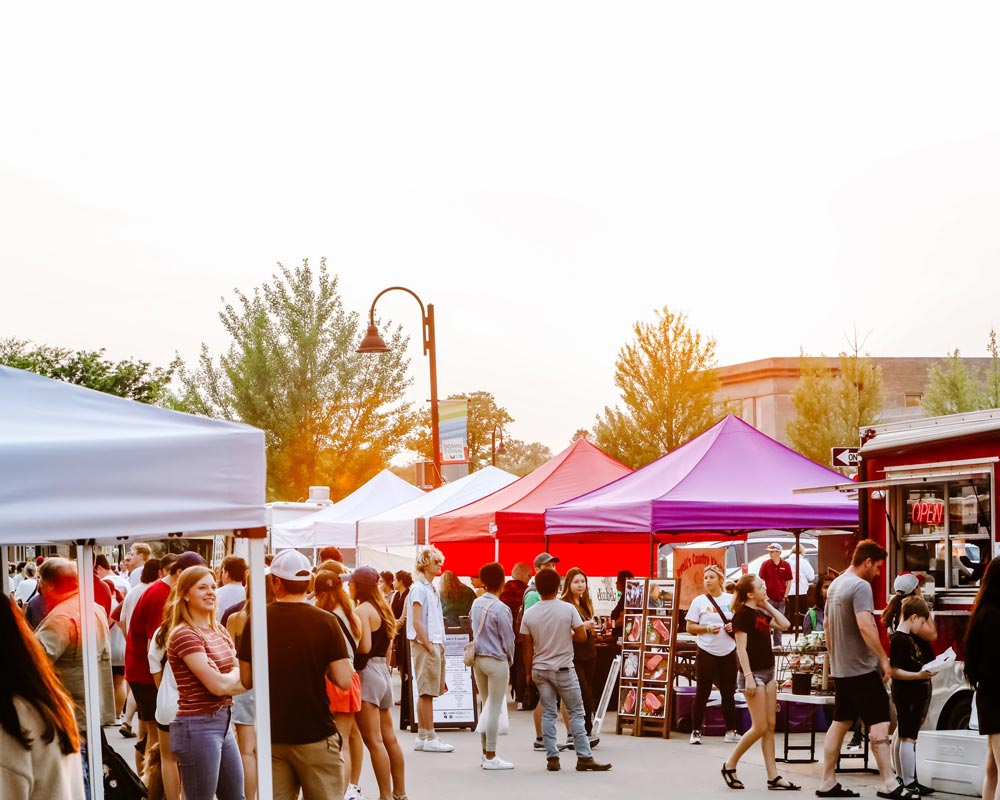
[3,3,999,457]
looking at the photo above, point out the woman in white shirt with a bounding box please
[685,565,741,745]
[785,545,816,634]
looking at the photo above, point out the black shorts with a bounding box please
[112,665,125,677]
[893,687,929,739]
[833,671,890,727]
[129,681,158,723]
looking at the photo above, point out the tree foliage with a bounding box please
[922,349,988,417]
[406,390,515,471]
[177,258,415,501]
[594,307,723,468]
[0,338,180,405]
[500,438,553,476]
[985,329,1000,409]
[787,349,884,467]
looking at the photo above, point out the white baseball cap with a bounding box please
[767,543,783,552]
[269,549,312,581]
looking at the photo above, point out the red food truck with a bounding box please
[850,408,998,730]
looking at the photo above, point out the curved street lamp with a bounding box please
[357,286,441,488]
[491,424,507,467]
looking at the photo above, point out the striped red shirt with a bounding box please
[167,625,236,717]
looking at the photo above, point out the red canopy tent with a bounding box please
[427,439,640,575]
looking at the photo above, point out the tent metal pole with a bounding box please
[793,530,802,636]
[78,543,106,800]
[248,536,274,800]
[649,532,656,578]
[1,545,9,596]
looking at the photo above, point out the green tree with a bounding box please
[570,428,592,442]
[499,438,553,477]
[922,349,983,417]
[983,329,1000,409]
[177,258,415,501]
[787,348,884,466]
[406,390,515,471]
[0,338,181,405]
[594,307,723,468]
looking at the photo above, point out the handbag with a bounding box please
[522,680,540,711]
[464,599,496,667]
[101,729,148,799]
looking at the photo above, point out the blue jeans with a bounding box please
[532,667,592,759]
[771,600,785,646]
[170,707,245,800]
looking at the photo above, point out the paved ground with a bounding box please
[103,699,970,800]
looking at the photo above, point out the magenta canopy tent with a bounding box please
[545,415,858,535]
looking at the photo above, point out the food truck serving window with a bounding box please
[895,475,992,591]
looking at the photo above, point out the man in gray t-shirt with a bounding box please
[818,540,906,800]
[825,572,879,678]
[520,568,610,773]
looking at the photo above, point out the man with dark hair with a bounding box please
[521,567,611,773]
[239,548,352,800]
[817,539,903,799]
[319,546,343,564]
[215,555,247,621]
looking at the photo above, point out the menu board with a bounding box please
[406,630,479,730]
[616,578,678,738]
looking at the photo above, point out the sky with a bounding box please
[3,3,1000,458]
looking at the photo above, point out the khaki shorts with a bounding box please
[412,640,446,697]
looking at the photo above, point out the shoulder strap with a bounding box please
[704,593,730,625]
[473,598,496,639]
[332,613,357,658]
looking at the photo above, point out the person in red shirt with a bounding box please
[124,551,203,773]
[756,544,792,647]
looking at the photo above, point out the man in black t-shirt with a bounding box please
[238,550,352,800]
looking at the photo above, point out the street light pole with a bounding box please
[491,424,506,467]
[357,286,441,488]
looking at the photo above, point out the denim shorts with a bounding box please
[232,689,255,726]
[738,668,775,690]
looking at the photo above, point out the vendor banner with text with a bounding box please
[439,399,469,464]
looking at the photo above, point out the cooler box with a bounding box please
[774,698,830,733]
[915,730,987,797]
[673,686,751,734]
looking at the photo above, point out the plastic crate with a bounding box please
[672,686,751,734]
[774,698,830,733]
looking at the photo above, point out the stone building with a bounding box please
[715,356,995,448]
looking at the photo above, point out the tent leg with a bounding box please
[649,533,656,578]
[494,539,499,562]
[793,530,802,637]
[249,537,274,800]
[78,543,106,800]
[1,545,9,596]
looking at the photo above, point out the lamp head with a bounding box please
[357,324,390,353]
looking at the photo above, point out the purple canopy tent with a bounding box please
[545,415,858,584]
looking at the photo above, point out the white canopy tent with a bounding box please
[0,366,270,800]
[271,469,424,549]
[357,465,518,547]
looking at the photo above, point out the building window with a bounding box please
[894,476,992,591]
[904,393,922,408]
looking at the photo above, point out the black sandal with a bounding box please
[768,776,802,791]
[722,764,745,790]
[815,784,860,798]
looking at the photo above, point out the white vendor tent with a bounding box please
[0,366,270,800]
[271,468,424,549]
[357,465,518,547]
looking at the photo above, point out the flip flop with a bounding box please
[815,785,860,798]
[876,785,913,800]
[768,776,802,791]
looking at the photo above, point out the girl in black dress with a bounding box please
[965,559,1000,800]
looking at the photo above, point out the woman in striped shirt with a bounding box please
[167,566,246,800]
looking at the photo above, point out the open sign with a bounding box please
[911,500,945,525]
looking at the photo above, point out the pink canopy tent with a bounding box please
[545,415,859,535]
[427,439,638,575]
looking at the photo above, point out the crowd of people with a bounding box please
[6,539,1000,800]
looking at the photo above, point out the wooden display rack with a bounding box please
[615,578,680,738]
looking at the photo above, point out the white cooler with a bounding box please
[916,730,987,797]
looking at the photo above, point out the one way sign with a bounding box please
[831,447,860,468]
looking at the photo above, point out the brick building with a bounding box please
[715,356,995,447]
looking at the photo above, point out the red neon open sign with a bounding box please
[911,501,945,525]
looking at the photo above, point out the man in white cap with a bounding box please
[757,543,792,647]
[238,549,353,800]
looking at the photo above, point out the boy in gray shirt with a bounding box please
[520,568,610,773]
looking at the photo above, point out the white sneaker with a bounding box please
[344,784,365,800]
[413,739,424,751]
[689,730,702,745]
[421,738,455,753]
[724,731,742,744]
[482,756,514,770]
